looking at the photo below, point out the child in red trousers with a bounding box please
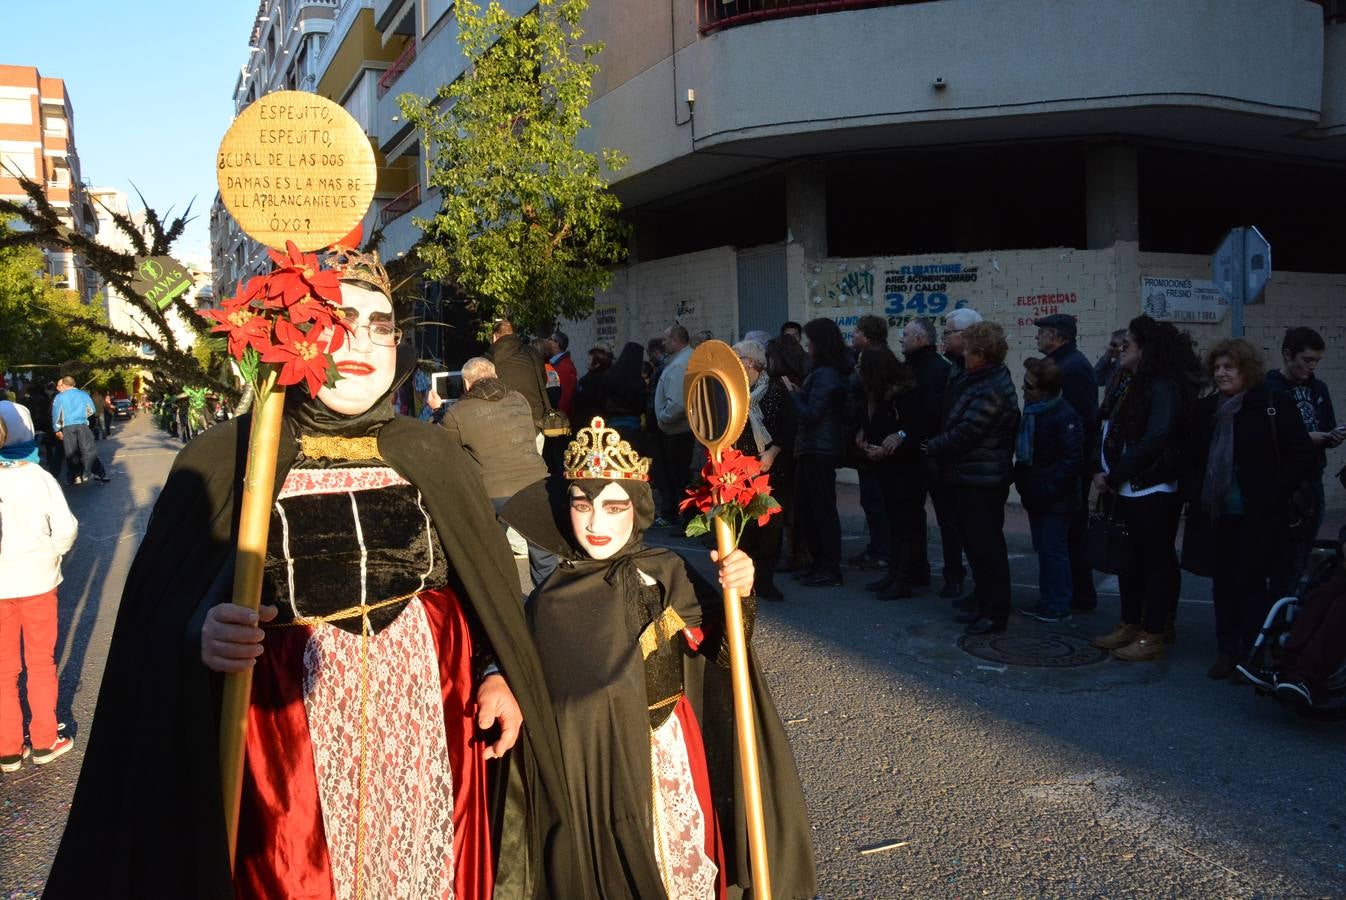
[0,412,78,772]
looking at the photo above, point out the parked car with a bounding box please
[113,399,133,419]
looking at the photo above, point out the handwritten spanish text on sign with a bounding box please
[216,91,376,252]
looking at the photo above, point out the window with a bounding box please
[0,145,38,180]
[43,115,66,136]
[0,97,31,126]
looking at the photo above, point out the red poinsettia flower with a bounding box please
[681,447,781,546]
[287,295,347,352]
[259,317,334,397]
[704,448,762,507]
[206,295,272,360]
[264,240,344,308]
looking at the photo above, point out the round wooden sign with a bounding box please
[216,90,377,252]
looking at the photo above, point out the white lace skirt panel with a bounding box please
[302,597,455,900]
[650,711,719,900]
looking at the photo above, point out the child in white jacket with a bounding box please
[0,414,78,771]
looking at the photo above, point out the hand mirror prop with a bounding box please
[681,338,773,896]
[683,340,749,463]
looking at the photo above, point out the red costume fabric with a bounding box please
[235,586,492,899]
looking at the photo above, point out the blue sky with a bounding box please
[2,1,254,263]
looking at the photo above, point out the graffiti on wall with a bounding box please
[808,263,877,308]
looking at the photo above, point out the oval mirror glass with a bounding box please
[683,340,750,458]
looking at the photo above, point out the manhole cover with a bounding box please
[958,630,1108,668]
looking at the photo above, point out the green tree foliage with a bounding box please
[0,226,133,390]
[401,0,628,334]
[0,176,236,398]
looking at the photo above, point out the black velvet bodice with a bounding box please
[263,467,449,635]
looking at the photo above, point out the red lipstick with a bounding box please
[337,361,375,376]
[585,535,612,546]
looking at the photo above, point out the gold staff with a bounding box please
[684,340,773,898]
[213,90,377,866]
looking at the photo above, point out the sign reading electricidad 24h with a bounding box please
[130,255,194,310]
[216,91,376,252]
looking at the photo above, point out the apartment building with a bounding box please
[564,0,1346,503]
[210,0,340,301]
[0,64,98,303]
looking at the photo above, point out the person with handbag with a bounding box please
[1180,338,1315,679]
[1014,356,1084,624]
[1092,316,1200,661]
[1264,326,1342,595]
[854,347,931,601]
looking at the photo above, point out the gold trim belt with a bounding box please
[267,591,416,628]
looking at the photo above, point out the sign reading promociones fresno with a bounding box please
[216,91,377,252]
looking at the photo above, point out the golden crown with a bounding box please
[564,417,651,482]
[326,245,393,298]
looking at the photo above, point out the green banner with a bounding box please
[130,255,194,310]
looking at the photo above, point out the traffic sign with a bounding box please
[1211,226,1271,337]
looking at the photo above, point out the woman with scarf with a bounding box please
[1012,357,1084,624]
[1180,338,1313,679]
[502,418,816,899]
[731,338,795,600]
[48,260,577,898]
[1092,315,1200,662]
[854,347,930,601]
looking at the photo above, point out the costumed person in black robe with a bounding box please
[47,256,578,899]
[502,417,817,898]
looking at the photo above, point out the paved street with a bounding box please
[4,416,1345,897]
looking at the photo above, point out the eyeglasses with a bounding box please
[326,319,402,347]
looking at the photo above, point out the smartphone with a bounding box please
[431,371,464,403]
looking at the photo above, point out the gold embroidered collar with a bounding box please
[298,433,383,462]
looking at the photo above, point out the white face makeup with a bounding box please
[569,481,636,561]
[317,283,397,416]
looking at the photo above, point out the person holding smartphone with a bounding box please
[1265,327,1341,594]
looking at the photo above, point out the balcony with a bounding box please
[698,0,921,34]
[377,38,417,98]
[379,183,420,225]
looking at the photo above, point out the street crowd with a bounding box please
[462,312,1345,705]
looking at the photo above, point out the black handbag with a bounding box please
[1086,494,1133,575]
[1266,405,1319,543]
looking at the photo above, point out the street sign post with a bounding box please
[1211,226,1271,337]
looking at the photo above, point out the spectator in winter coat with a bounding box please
[1264,326,1342,594]
[926,321,1020,634]
[0,414,79,772]
[1013,357,1084,624]
[434,357,554,587]
[901,317,956,595]
[487,319,550,429]
[783,318,852,588]
[846,314,893,572]
[1034,314,1101,611]
[654,324,695,521]
[1093,316,1200,662]
[1181,339,1313,678]
[546,330,578,418]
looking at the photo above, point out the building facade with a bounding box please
[558,0,1346,506]
[0,64,98,303]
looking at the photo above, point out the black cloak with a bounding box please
[46,346,579,899]
[502,477,817,899]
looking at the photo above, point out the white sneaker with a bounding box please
[31,736,73,765]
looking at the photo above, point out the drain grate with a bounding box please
[958,630,1108,668]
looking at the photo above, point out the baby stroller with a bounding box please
[1236,528,1346,718]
